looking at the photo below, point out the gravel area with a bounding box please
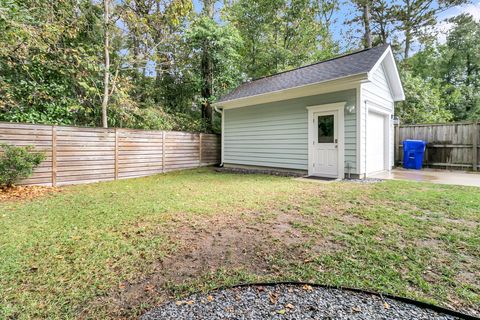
[141,284,462,320]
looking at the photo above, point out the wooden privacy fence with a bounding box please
[0,122,220,186]
[394,122,479,171]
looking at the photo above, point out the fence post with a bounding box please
[51,126,57,187]
[394,124,400,165]
[473,122,478,171]
[114,128,119,179]
[162,131,166,173]
[199,133,203,166]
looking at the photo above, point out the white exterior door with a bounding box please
[367,111,386,173]
[312,111,338,177]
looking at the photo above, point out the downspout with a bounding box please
[214,106,224,167]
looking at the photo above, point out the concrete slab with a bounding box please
[294,177,340,184]
[370,168,480,187]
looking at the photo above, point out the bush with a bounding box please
[0,144,46,187]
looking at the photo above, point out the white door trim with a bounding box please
[365,104,391,176]
[307,102,345,178]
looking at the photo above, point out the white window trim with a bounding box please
[307,102,346,179]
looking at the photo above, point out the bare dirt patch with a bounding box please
[0,185,60,202]
[88,210,338,319]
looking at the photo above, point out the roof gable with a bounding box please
[216,44,404,106]
[367,46,405,101]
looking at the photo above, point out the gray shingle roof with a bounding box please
[217,44,389,103]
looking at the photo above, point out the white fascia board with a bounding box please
[213,73,367,109]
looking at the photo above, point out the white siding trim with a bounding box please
[221,108,225,164]
[356,84,362,176]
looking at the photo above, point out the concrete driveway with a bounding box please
[370,168,480,187]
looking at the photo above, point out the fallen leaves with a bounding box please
[0,185,60,202]
[302,284,313,292]
[269,292,278,304]
[352,306,362,312]
[276,303,294,315]
[144,284,155,292]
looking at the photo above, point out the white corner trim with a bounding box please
[307,102,346,179]
[356,84,362,177]
[221,108,225,165]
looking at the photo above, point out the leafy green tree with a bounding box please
[1,0,477,130]
[396,70,453,124]
[0,0,105,125]
[441,14,480,120]
[313,0,340,58]
[407,14,480,121]
[347,0,397,50]
[225,0,337,79]
[186,15,244,129]
[392,0,468,59]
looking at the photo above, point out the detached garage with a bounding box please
[214,44,404,179]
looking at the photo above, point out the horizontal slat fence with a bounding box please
[394,122,479,171]
[0,122,220,186]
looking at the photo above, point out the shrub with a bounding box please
[0,144,46,187]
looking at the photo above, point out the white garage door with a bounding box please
[367,111,386,173]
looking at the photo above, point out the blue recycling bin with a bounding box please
[403,140,427,170]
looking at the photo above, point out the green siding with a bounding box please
[224,90,357,173]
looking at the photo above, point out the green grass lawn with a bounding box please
[1,168,479,319]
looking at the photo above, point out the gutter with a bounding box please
[213,73,368,109]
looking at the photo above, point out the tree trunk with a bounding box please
[363,1,372,48]
[203,0,214,17]
[201,40,213,130]
[101,0,110,128]
[404,29,411,59]
[403,0,411,59]
[201,0,215,131]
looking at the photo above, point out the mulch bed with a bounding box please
[141,284,463,320]
[0,185,60,202]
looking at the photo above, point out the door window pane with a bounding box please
[318,115,334,143]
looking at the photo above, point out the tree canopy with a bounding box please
[0,0,478,130]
